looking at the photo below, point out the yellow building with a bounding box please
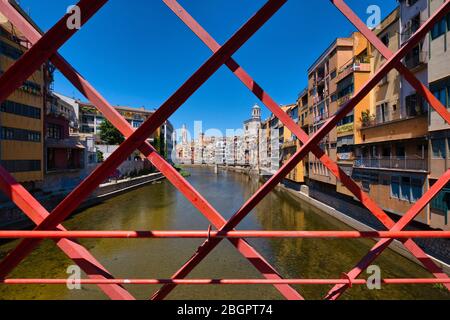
[352,8,429,224]
[335,32,372,196]
[0,22,46,184]
[307,32,370,195]
[280,102,306,187]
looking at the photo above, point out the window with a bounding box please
[391,176,400,198]
[400,177,411,201]
[410,14,421,34]
[411,178,423,203]
[406,0,418,6]
[431,18,447,40]
[0,100,41,119]
[381,33,389,46]
[405,93,426,117]
[396,144,406,158]
[448,86,450,107]
[0,41,23,60]
[432,138,446,159]
[330,70,337,79]
[440,88,447,107]
[1,127,41,143]
[1,160,41,173]
[430,183,450,222]
[434,88,447,107]
[47,123,63,140]
[447,13,450,31]
[362,180,370,192]
[382,147,391,157]
[376,103,390,124]
[405,45,423,69]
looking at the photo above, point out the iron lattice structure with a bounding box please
[0,0,449,300]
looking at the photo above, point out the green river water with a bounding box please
[0,167,449,300]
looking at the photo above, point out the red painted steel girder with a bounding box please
[0,0,135,300]
[0,168,134,300]
[152,0,450,300]
[0,0,107,104]
[2,278,450,286]
[0,0,304,300]
[332,0,450,125]
[0,230,449,239]
[162,0,394,233]
[326,170,450,299]
[0,0,301,301]
[324,0,450,300]
[0,0,448,300]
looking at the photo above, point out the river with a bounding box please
[0,166,449,300]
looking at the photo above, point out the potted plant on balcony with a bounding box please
[360,110,374,127]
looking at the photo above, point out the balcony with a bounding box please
[337,152,354,162]
[336,60,371,83]
[404,51,427,70]
[282,140,296,149]
[337,93,352,106]
[337,122,354,135]
[312,95,325,105]
[313,113,328,124]
[354,157,428,172]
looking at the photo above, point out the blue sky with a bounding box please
[18,0,397,136]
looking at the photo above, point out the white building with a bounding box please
[242,104,262,168]
[225,136,237,165]
[269,116,280,174]
[399,0,429,118]
[215,137,227,165]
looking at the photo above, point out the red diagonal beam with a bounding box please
[151,0,450,299]
[0,168,134,300]
[332,0,450,126]
[0,0,135,300]
[317,0,450,297]
[326,170,450,300]
[162,0,393,228]
[118,1,450,293]
[0,0,301,301]
[0,0,300,300]
[161,0,447,275]
[0,0,107,104]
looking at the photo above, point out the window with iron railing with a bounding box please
[405,93,427,117]
[402,14,421,42]
[404,45,427,69]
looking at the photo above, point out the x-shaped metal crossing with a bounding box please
[0,0,448,300]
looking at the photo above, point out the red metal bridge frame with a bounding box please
[0,0,447,300]
[0,0,304,301]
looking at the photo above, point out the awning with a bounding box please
[46,138,85,149]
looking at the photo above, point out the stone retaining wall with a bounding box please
[0,172,164,229]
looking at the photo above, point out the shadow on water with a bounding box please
[0,166,449,300]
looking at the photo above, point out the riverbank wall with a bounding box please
[218,165,450,274]
[0,172,165,229]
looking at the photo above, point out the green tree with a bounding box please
[96,150,104,163]
[99,120,125,145]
